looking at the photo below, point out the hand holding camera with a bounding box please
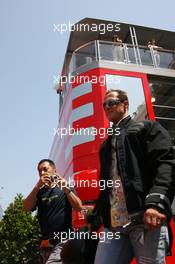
[55,175,68,191]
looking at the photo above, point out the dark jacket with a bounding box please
[94,116,175,228]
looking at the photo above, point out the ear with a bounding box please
[123,100,129,111]
[123,100,128,106]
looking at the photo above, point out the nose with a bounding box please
[105,105,111,110]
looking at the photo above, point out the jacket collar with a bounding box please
[114,115,131,128]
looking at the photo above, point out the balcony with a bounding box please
[69,40,175,74]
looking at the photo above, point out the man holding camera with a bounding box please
[23,159,82,264]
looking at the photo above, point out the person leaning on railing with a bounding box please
[112,35,124,62]
[147,38,162,66]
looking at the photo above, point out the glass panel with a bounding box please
[99,42,126,63]
[99,42,113,60]
[158,49,175,69]
[99,42,175,69]
[105,74,148,121]
[167,53,175,69]
[139,47,153,66]
[70,41,175,73]
[112,44,125,62]
[127,46,137,64]
[149,77,175,144]
[73,43,96,71]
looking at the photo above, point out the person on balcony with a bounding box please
[112,35,124,62]
[148,38,161,67]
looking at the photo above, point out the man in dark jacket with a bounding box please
[94,89,175,264]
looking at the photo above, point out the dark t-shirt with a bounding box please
[36,186,72,239]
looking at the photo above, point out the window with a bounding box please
[148,76,175,145]
[105,74,148,122]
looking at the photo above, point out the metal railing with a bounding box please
[69,40,175,73]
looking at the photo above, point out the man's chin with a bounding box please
[106,114,113,121]
[107,115,115,123]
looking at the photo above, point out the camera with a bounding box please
[50,175,57,183]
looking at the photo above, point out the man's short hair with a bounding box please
[105,89,129,103]
[37,159,56,169]
[112,34,118,39]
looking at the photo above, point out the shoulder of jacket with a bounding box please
[127,120,146,131]
[126,120,157,135]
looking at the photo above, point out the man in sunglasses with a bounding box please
[93,89,175,264]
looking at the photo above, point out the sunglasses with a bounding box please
[103,99,121,109]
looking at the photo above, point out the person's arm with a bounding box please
[143,121,175,228]
[56,175,82,211]
[23,180,43,211]
[62,186,82,211]
[23,174,52,211]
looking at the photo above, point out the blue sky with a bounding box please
[0,0,175,210]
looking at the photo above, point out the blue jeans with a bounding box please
[95,224,169,264]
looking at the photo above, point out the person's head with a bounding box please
[103,89,129,124]
[150,38,156,45]
[112,35,121,42]
[37,159,56,177]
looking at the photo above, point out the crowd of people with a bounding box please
[111,35,175,68]
[24,89,175,264]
